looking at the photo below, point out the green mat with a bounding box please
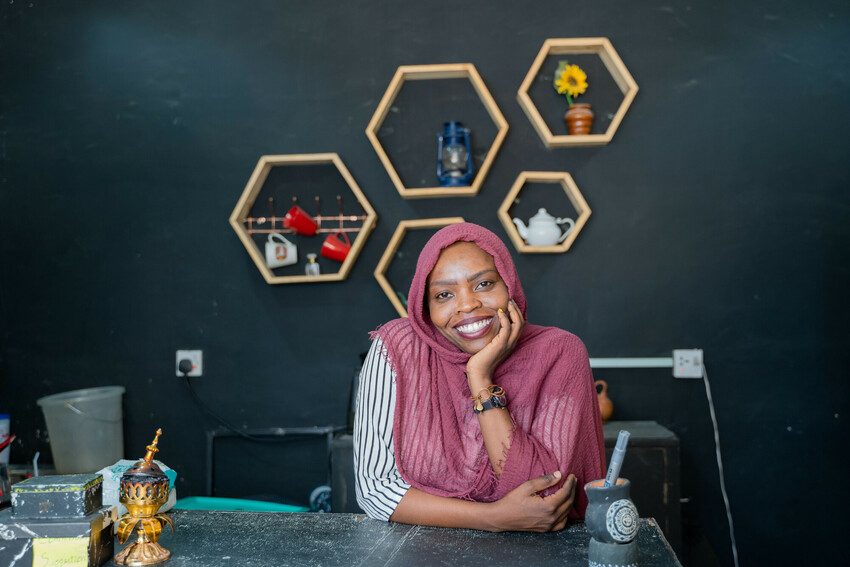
[174,496,309,513]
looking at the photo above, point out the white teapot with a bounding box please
[512,208,575,246]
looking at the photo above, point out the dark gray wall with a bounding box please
[2,1,848,565]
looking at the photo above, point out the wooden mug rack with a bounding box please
[242,195,369,235]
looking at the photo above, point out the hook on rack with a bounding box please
[337,195,344,230]
[268,197,276,229]
[315,196,322,229]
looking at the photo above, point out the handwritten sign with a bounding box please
[32,537,89,567]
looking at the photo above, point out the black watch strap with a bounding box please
[473,394,507,414]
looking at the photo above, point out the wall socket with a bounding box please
[673,349,704,379]
[176,350,203,377]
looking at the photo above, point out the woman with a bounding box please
[354,223,604,532]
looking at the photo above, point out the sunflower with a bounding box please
[554,62,588,104]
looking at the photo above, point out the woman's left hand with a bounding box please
[466,299,525,386]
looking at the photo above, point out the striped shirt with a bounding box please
[353,338,410,521]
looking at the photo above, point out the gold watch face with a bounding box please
[474,400,484,412]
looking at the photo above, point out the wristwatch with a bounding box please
[473,386,508,414]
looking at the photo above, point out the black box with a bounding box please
[11,474,103,519]
[0,505,115,567]
[331,434,363,513]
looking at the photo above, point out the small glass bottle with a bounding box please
[305,253,320,276]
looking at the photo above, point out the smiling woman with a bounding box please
[353,223,605,532]
[427,242,510,353]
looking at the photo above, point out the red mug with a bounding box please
[284,205,318,236]
[321,231,351,262]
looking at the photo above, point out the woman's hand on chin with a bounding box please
[466,299,525,387]
[486,471,577,532]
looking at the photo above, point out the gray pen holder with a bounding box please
[584,478,640,567]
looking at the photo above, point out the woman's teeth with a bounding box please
[456,318,492,335]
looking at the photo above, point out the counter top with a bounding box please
[108,510,682,567]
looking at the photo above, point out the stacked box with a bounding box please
[0,464,10,508]
[11,474,103,519]
[2,474,113,566]
[0,505,116,567]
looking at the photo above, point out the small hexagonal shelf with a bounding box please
[374,217,465,317]
[517,38,638,148]
[366,64,508,199]
[497,172,591,254]
[229,153,377,284]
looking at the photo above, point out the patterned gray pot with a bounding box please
[588,537,638,567]
[584,478,639,544]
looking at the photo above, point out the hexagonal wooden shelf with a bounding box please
[229,153,377,284]
[374,217,465,317]
[366,64,509,199]
[517,38,638,148]
[497,172,590,254]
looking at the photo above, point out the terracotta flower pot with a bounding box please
[564,103,594,135]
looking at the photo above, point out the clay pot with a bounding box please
[584,478,640,544]
[585,479,639,566]
[595,379,614,422]
[564,103,594,135]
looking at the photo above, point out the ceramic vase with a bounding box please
[565,103,594,135]
[585,478,639,567]
[595,380,614,422]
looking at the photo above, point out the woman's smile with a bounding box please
[454,316,495,340]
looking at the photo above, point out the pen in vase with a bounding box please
[604,430,630,487]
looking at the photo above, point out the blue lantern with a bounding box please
[436,121,474,187]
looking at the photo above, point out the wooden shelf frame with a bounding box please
[229,153,378,284]
[365,64,509,199]
[497,171,591,254]
[517,38,638,148]
[374,217,466,317]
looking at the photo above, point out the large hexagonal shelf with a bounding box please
[497,172,590,254]
[229,153,377,284]
[517,38,638,148]
[374,217,465,317]
[366,64,508,199]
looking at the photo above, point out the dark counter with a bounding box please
[108,511,682,567]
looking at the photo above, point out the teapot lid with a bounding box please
[530,208,556,223]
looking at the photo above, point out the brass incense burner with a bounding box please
[114,429,174,565]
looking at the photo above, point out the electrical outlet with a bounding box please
[176,350,203,377]
[673,349,703,379]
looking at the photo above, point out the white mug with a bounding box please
[265,233,298,268]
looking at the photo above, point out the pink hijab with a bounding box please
[372,223,605,518]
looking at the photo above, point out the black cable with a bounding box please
[181,371,298,444]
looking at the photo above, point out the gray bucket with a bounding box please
[37,386,125,474]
